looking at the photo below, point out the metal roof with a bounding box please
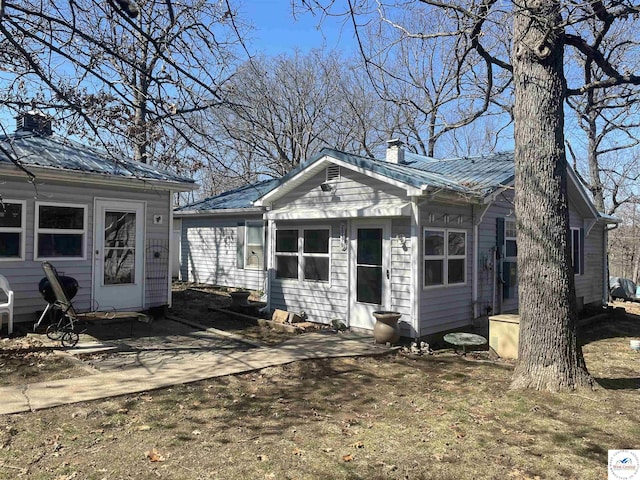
[311,148,514,197]
[0,130,195,186]
[175,179,279,212]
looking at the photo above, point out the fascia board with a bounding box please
[174,207,264,217]
[0,163,198,192]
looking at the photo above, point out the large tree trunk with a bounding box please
[510,1,594,391]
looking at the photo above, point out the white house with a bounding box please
[176,142,614,339]
[0,112,197,329]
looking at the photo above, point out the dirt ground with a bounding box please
[0,293,638,479]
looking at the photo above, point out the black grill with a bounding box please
[38,276,79,304]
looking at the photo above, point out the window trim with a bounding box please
[35,201,88,261]
[504,219,517,261]
[423,227,467,289]
[244,221,265,271]
[570,227,584,276]
[274,226,332,283]
[0,199,26,262]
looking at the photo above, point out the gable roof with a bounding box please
[0,130,196,190]
[175,179,279,215]
[255,148,515,206]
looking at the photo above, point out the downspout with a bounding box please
[472,203,492,319]
[605,222,619,305]
[265,216,274,314]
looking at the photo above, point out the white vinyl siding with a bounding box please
[182,214,267,292]
[418,203,474,335]
[0,177,172,324]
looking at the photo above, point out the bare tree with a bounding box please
[565,18,640,214]
[199,49,391,190]
[354,5,513,156]
[0,0,246,172]
[302,0,640,391]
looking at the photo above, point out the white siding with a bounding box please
[272,168,409,211]
[570,207,605,307]
[181,214,267,291]
[390,218,414,336]
[269,220,348,325]
[477,193,518,315]
[418,202,475,336]
[0,175,172,324]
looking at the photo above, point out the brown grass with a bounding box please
[0,296,638,479]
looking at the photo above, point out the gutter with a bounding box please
[174,207,264,217]
[0,163,198,192]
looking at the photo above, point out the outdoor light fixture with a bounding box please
[320,182,333,192]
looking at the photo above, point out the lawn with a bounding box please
[0,295,638,480]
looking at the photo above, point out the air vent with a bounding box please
[326,165,340,182]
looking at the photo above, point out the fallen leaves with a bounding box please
[342,454,353,462]
[145,448,165,462]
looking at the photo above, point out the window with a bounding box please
[303,229,330,281]
[505,219,517,259]
[35,202,87,259]
[275,228,331,282]
[0,200,25,261]
[570,228,584,275]
[237,222,264,270]
[424,229,466,287]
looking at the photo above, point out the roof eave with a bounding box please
[0,163,198,192]
[174,207,264,216]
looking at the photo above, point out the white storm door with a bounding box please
[349,221,391,330]
[93,200,145,311]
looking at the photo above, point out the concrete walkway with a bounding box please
[0,331,390,415]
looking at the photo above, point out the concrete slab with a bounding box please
[0,332,389,415]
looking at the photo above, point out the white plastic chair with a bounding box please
[0,274,14,335]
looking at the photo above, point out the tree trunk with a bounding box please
[510,1,594,391]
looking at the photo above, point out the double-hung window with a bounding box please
[237,222,265,270]
[0,200,26,261]
[424,228,466,287]
[35,202,87,260]
[275,228,330,282]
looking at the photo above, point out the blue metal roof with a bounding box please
[175,179,279,211]
[177,148,515,212]
[313,148,514,197]
[0,130,195,186]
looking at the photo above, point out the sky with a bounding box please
[239,1,355,56]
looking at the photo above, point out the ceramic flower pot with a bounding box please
[372,311,401,344]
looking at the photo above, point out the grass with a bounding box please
[0,296,638,479]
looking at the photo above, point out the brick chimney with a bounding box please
[386,139,404,164]
[16,110,53,136]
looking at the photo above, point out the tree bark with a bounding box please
[510,1,594,391]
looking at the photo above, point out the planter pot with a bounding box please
[230,291,251,307]
[372,311,401,344]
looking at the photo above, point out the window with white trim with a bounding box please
[570,227,584,275]
[0,200,26,261]
[237,222,264,270]
[275,228,331,282]
[505,219,518,259]
[424,228,466,287]
[35,202,87,259]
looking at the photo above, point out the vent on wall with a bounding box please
[326,165,341,182]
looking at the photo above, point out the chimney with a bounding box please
[16,110,53,136]
[386,139,404,164]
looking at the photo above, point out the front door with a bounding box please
[349,221,390,330]
[93,200,145,311]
